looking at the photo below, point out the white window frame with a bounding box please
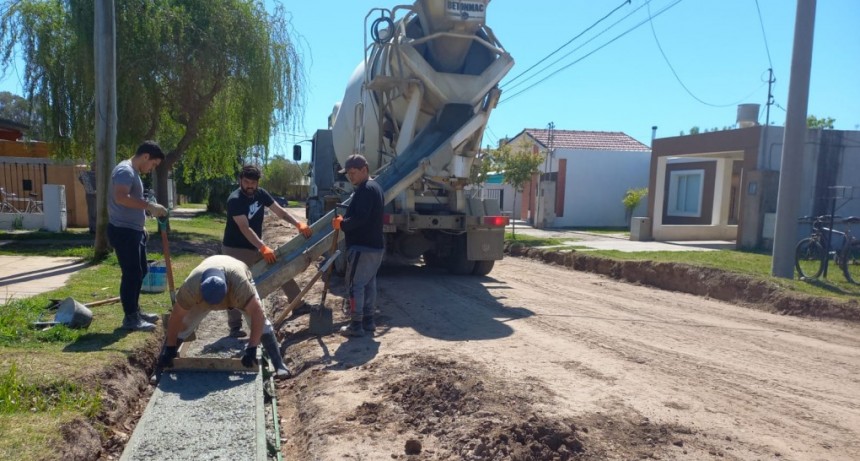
[667,169,704,217]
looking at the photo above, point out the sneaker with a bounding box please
[362,317,376,332]
[139,312,160,324]
[229,328,248,338]
[121,316,156,332]
[339,321,365,338]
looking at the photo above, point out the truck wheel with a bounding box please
[471,260,495,276]
[447,256,475,275]
[423,251,443,268]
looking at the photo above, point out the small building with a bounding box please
[0,130,90,229]
[646,122,860,248]
[484,128,651,228]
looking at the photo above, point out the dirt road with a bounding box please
[272,248,860,460]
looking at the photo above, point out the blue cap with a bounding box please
[200,268,227,305]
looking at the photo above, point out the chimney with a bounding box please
[737,104,760,128]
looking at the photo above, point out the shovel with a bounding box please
[157,216,177,305]
[309,222,340,335]
[273,249,340,330]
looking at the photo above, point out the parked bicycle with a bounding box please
[795,215,860,284]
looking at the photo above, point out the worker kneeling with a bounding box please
[158,255,291,379]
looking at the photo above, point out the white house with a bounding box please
[483,128,651,228]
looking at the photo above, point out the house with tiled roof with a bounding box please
[483,128,650,228]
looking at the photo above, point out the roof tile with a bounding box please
[521,128,650,152]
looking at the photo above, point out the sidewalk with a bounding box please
[0,255,89,305]
[505,221,735,252]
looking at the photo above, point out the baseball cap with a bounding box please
[338,154,368,173]
[200,267,227,305]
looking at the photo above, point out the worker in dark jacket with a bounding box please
[332,154,384,337]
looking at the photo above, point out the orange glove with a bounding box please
[296,221,312,238]
[260,245,277,264]
[332,215,343,231]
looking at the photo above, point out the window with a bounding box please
[667,169,704,217]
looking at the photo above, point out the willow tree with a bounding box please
[1,0,304,205]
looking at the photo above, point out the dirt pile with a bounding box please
[279,352,693,460]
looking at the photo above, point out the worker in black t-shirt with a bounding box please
[222,164,313,338]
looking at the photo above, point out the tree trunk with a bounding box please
[93,0,117,261]
[511,189,517,239]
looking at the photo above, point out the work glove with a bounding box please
[146,202,168,218]
[260,245,277,263]
[241,346,259,368]
[158,346,179,368]
[296,221,313,238]
[332,215,343,231]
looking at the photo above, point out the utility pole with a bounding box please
[772,0,816,278]
[764,68,775,128]
[94,0,117,259]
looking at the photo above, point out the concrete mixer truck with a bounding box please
[297,0,514,276]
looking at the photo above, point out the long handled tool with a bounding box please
[309,218,339,335]
[157,216,177,305]
[150,215,177,386]
[273,249,340,330]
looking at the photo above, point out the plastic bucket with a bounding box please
[141,260,167,293]
[54,297,93,329]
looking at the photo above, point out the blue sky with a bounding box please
[2,0,858,162]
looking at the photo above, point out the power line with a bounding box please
[501,0,632,89]
[485,125,500,146]
[754,0,774,69]
[501,0,685,104]
[647,1,765,108]
[503,0,652,94]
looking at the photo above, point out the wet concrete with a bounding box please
[121,370,264,460]
[121,311,267,460]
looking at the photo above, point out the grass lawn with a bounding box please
[505,233,860,301]
[0,216,221,460]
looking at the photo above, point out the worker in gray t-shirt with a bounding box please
[107,141,169,332]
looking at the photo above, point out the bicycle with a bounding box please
[795,215,860,284]
[0,187,21,213]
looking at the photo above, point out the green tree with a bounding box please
[1,0,304,202]
[621,187,648,225]
[0,91,45,139]
[261,156,304,197]
[807,115,835,129]
[495,140,543,238]
[469,146,498,185]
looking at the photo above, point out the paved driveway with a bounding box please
[0,255,89,305]
[506,222,736,252]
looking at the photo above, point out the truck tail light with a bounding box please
[382,213,395,225]
[482,216,509,227]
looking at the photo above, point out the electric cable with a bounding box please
[754,0,774,70]
[502,0,632,89]
[501,0,685,104]
[647,1,765,108]
[503,0,652,94]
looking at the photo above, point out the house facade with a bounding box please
[646,125,860,248]
[1,119,90,229]
[483,128,651,228]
